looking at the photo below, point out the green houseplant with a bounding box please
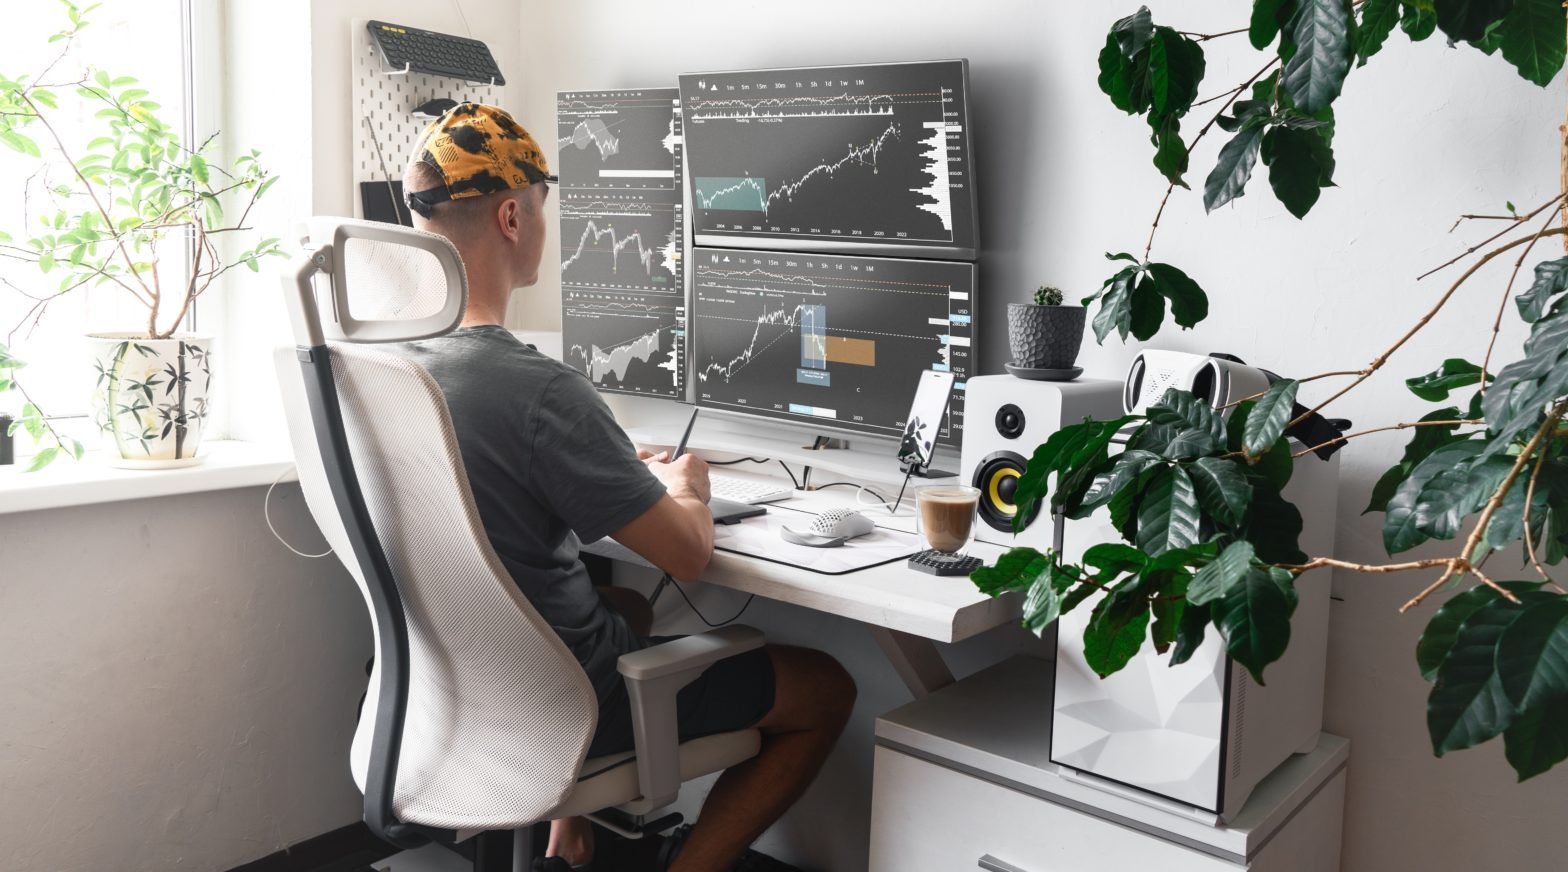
[973,0,1568,782]
[0,1,282,469]
[1006,284,1089,372]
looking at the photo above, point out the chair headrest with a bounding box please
[282,217,468,347]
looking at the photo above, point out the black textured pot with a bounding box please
[1007,303,1087,369]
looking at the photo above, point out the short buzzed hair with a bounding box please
[403,159,534,236]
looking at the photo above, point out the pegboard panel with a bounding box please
[350,19,505,219]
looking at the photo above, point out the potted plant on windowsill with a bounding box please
[1005,285,1087,379]
[0,2,282,470]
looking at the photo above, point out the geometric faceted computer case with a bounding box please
[1052,447,1340,823]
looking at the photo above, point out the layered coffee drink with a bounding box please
[916,485,981,554]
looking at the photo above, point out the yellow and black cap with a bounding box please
[405,102,556,218]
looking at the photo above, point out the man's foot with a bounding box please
[655,824,805,872]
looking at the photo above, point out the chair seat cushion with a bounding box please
[547,729,762,820]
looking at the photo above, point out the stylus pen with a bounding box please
[672,408,699,460]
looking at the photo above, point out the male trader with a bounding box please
[391,103,854,872]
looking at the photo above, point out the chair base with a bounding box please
[472,825,544,872]
[586,807,684,841]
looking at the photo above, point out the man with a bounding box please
[389,103,855,872]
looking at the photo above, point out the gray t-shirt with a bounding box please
[385,325,668,703]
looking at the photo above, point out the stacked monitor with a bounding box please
[559,60,978,443]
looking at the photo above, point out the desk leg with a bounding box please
[869,627,955,698]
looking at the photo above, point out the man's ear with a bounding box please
[496,196,522,242]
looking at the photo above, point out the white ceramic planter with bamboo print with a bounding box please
[88,333,213,468]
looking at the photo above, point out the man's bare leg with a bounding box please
[668,645,856,872]
[544,586,657,866]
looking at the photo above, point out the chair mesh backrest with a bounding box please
[327,343,599,829]
[277,219,599,830]
[340,236,449,322]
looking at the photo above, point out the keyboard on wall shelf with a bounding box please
[367,20,506,86]
[709,475,794,506]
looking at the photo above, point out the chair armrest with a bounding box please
[617,624,766,811]
[618,624,766,681]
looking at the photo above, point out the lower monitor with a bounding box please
[690,247,974,443]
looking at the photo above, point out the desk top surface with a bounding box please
[582,466,1022,644]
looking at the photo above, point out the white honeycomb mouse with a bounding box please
[780,509,875,547]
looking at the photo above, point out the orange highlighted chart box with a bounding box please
[825,336,876,366]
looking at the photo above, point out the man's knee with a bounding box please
[766,644,856,729]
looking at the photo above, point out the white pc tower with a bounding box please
[1052,438,1339,824]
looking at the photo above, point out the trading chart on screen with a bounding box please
[679,61,977,259]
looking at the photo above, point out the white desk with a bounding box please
[583,465,1021,697]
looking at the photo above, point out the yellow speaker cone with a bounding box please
[988,467,1021,516]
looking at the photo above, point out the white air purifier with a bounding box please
[1051,441,1339,824]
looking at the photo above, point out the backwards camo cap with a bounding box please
[405,102,557,218]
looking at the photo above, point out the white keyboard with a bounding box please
[709,474,794,505]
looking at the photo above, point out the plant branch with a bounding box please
[1290,227,1568,430]
[1177,26,1250,41]
[1481,199,1563,394]
[1521,444,1558,585]
[1419,193,1564,281]
[1291,419,1483,459]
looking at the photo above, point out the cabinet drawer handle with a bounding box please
[978,855,1031,872]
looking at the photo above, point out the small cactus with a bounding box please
[1034,285,1065,306]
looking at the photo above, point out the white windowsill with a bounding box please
[0,440,298,515]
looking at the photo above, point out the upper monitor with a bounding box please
[679,61,978,260]
[690,247,974,443]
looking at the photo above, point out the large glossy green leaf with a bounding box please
[1112,6,1156,56]
[1129,274,1166,341]
[1150,115,1189,185]
[1083,581,1153,677]
[1244,469,1309,563]
[1076,449,1162,517]
[1145,262,1209,328]
[1261,126,1336,218]
[1503,696,1568,780]
[1405,358,1487,401]
[1243,379,1300,458]
[1092,268,1137,343]
[1204,126,1264,212]
[1418,582,1545,681]
[1022,558,1081,633]
[1083,542,1151,578]
[1428,594,1551,755]
[1149,27,1205,117]
[1384,440,1484,553]
[1189,456,1254,527]
[1146,388,1224,440]
[1188,540,1257,606]
[1497,0,1568,86]
[1517,256,1568,323]
[1413,453,1515,541]
[1135,465,1202,555]
[1283,0,1353,113]
[1357,0,1403,63]
[1402,2,1440,38]
[1252,0,1294,48]
[1217,567,1297,684]
[1497,597,1568,709]
[1484,468,1554,548]
[1170,600,1212,665]
[1479,360,1568,460]
[971,546,1052,596]
[1436,0,1516,41]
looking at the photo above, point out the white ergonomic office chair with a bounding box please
[275,217,764,869]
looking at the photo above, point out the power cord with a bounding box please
[708,456,772,466]
[264,466,333,558]
[655,573,755,627]
[777,460,801,490]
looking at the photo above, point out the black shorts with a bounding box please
[587,636,776,758]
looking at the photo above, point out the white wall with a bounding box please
[0,485,367,872]
[514,3,1568,869]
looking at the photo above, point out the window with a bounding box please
[0,1,196,455]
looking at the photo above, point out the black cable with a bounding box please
[663,573,755,627]
[708,456,771,466]
[777,460,801,490]
[812,481,892,505]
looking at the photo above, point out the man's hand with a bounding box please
[643,452,711,505]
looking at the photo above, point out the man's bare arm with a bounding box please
[612,453,713,581]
